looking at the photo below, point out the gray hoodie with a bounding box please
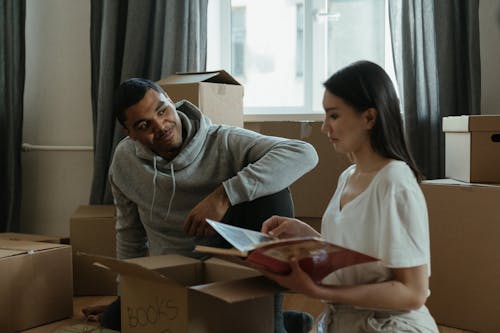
[109,101,319,260]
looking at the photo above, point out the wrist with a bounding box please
[216,185,231,210]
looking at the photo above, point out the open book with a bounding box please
[194,219,379,283]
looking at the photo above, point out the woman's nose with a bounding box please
[320,121,328,134]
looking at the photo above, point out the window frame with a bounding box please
[207,0,393,122]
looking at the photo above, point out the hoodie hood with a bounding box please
[133,100,213,171]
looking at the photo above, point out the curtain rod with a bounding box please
[21,143,94,152]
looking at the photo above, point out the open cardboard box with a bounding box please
[157,70,244,127]
[0,239,73,332]
[91,254,282,333]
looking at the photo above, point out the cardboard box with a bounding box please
[93,254,279,333]
[0,239,73,332]
[443,115,500,183]
[70,205,117,295]
[245,121,352,218]
[0,232,69,244]
[421,180,500,333]
[157,70,244,127]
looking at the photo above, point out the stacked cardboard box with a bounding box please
[157,70,244,127]
[422,115,500,333]
[245,121,352,230]
[91,254,280,333]
[0,239,73,332]
[443,115,500,183]
[70,205,117,295]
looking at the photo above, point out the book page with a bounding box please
[206,219,273,252]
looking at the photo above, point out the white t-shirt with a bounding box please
[321,160,430,287]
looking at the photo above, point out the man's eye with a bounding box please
[137,121,149,130]
[158,108,167,116]
[330,114,338,119]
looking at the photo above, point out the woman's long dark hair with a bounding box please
[323,61,423,181]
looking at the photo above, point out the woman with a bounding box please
[260,61,438,332]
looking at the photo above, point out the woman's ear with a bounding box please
[364,108,377,129]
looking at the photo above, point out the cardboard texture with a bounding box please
[0,232,69,244]
[157,70,244,127]
[244,121,351,218]
[422,180,500,333]
[0,239,73,333]
[93,254,278,333]
[443,115,500,183]
[70,205,117,296]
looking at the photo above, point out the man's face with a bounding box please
[124,89,183,158]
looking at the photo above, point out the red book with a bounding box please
[195,219,378,283]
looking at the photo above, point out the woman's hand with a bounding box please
[261,216,320,239]
[258,257,321,298]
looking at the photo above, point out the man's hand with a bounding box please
[82,304,108,322]
[183,185,231,237]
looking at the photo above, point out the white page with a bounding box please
[205,219,273,252]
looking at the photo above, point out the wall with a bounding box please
[20,0,500,237]
[479,0,500,115]
[22,0,93,236]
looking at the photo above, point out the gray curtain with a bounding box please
[0,0,25,231]
[389,0,480,179]
[90,0,208,204]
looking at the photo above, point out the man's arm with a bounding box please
[222,129,319,205]
[110,176,148,260]
[183,128,318,236]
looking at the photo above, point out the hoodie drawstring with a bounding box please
[150,156,158,223]
[150,157,176,224]
[165,163,176,221]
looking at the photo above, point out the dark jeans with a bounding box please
[102,188,296,332]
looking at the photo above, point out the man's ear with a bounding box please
[364,108,377,129]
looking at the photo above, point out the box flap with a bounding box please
[0,232,66,244]
[126,253,200,270]
[191,276,283,303]
[158,70,241,86]
[71,205,116,219]
[83,253,181,286]
[0,248,26,259]
[0,239,66,252]
[443,115,500,132]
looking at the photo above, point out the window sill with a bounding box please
[243,113,324,122]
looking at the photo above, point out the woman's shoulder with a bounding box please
[374,160,420,192]
[339,163,356,180]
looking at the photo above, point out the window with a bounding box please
[207,0,395,120]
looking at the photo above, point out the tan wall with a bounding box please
[22,0,93,236]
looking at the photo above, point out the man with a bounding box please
[85,78,318,332]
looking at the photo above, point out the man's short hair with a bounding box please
[114,78,167,127]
